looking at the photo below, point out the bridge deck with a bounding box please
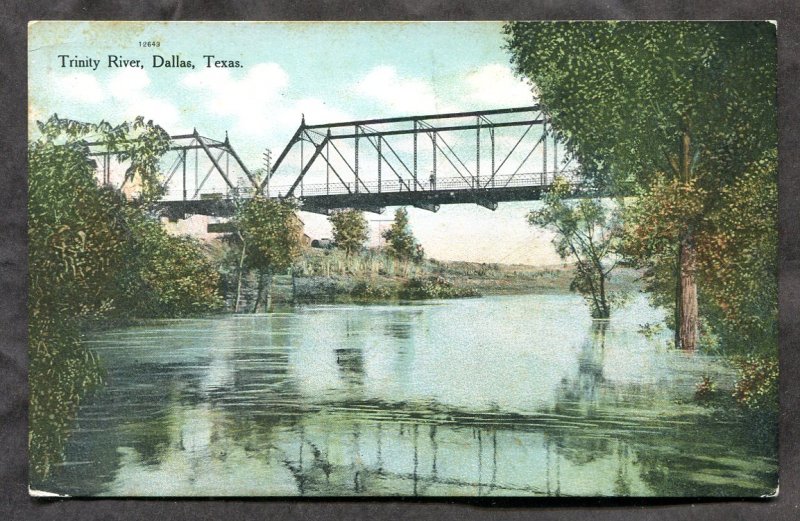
[157,171,576,218]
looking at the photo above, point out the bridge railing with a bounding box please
[268,169,580,198]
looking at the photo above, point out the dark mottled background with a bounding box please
[1,1,798,519]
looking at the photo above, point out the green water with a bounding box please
[39,294,777,496]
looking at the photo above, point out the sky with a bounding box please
[28,21,563,265]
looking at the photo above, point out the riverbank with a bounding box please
[219,247,643,309]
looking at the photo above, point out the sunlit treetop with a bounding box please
[503,21,777,192]
[34,115,172,202]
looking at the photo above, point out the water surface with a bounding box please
[42,294,777,496]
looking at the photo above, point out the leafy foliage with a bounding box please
[694,151,778,354]
[399,276,480,300]
[329,209,369,258]
[504,22,776,191]
[29,316,104,482]
[505,22,777,354]
[381,208,424,262]
[36,114,172,202]
[29,116,221,482]
[529,177,623,318]
[115,211,223,317]
[732,356,778,410]
[234,196,304,275]
[29,141,129,321]
[350,281,397,300]
[232,196,304,311]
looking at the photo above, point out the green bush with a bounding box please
[400,276,480,300]
[116,213,223,318]
[350,281,397,300]
[694,375,717,404]
[732,356,778,410]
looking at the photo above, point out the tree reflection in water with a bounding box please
[39,298,777,497]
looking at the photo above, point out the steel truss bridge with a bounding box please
[90,105,581,218]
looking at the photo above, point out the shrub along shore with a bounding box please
[214,245,641,309]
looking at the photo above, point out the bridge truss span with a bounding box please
[267,105,577,213]
[87,106,581,219]
[89,129,258,202]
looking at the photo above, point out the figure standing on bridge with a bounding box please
[429,171,436,190]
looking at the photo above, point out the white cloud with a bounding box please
[103,69,182,131]
[121,97,181,131]
[108,68,151,100]
[182,63,289,134]
[463,63,536,107]
[49,68,182,132]
[355,65,456,115]
[58,72,107,103]
[354,63,535,118]
[181,62,351,157]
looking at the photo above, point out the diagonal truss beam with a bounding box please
[194,131,237,192]
[272,106,550,202]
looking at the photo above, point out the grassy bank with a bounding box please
[219,246,642,307]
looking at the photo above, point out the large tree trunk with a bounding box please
[679,236,699,352]
[676,127,699,352]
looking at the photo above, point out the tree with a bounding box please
[382,207,424,263]
[504,22,777,351]
[529,177,623,318]
[28,116,222,481]
[29,136,131,481]
[329,209,369,258]
[234,196,304,312]
[36,114,172,203]
[695,150,777,355]
[115,211,223,318]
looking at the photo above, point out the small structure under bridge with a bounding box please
[90,105,582,219]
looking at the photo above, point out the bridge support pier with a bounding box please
[476,199,499,211]
[413,202,440,213]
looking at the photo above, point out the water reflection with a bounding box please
[40,295,777,497]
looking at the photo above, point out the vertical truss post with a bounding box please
[194,130,237,192]
[226,147,230,196]
[413,119,418,191]
[490,128,495,188]
[476,116,481,189]
[326,133,331,196]
[542,119,548,185]
[431,132,437,190]
[554,133,558,174]
[354,125,360,194]
[182,149,187,200]
[300,134,304,197]
[377,136,382,193]
[194,146,199,195]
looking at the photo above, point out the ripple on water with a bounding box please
[41,294,777,497]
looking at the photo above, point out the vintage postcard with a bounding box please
[28,21,778,497]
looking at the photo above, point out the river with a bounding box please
[40,293,777,497]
